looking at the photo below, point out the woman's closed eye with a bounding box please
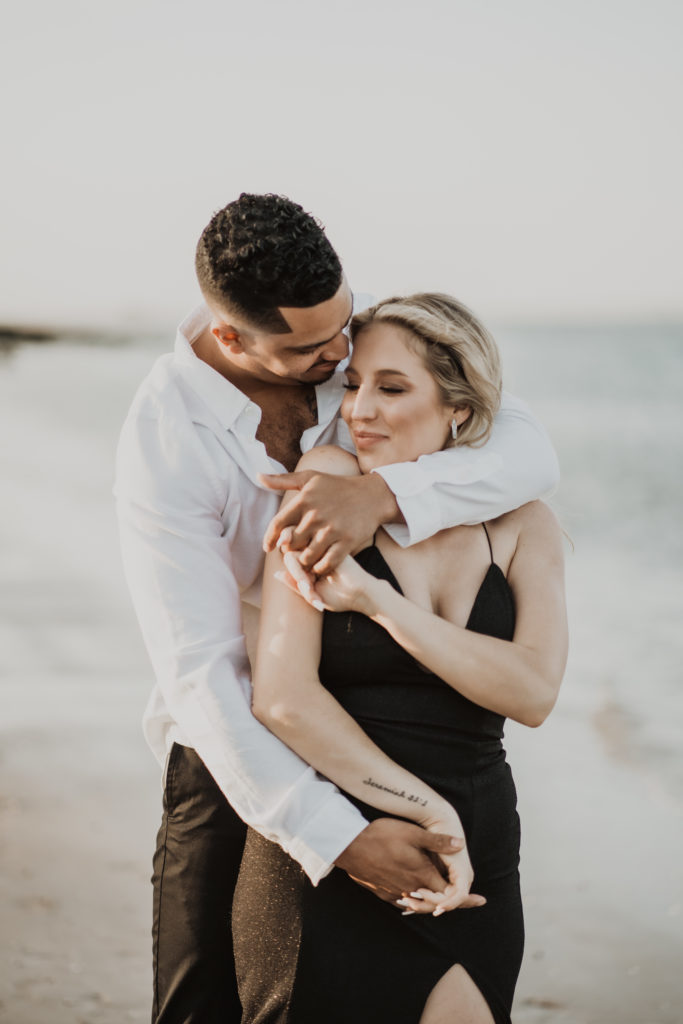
[342,383,406,395]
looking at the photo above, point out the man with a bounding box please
[115,193,559,1023]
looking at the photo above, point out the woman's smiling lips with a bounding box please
[352,430,388,449]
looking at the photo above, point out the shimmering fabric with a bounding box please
[234,536,523,1024]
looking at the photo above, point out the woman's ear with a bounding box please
[212,325,244,353]
[452,405,472,428]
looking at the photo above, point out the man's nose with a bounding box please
[320,331,349,363]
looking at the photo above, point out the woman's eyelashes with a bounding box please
[342,382,406,395]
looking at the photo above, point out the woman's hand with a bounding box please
[277,546,382,617]
[396,814,486,917]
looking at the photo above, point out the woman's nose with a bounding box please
[350,387,376,421]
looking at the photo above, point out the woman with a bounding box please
[233,294,568,1024]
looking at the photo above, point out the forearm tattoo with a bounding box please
[362,777,428,807]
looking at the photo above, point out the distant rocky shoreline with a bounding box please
[0,325,60,344]
[0,324,163,350]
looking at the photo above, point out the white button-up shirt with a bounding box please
[115,303,559,884]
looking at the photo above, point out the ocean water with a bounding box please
[1,323,682,797]
[499,324,683,803]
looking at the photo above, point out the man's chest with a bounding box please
[255,387,318,471]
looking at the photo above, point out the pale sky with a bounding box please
[2,0,681,331]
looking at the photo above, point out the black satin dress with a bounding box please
[233,527,524,1024]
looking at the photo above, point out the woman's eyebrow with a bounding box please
[345,367,410,378]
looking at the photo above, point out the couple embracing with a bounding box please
[115,193,567,1024]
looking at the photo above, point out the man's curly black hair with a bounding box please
[195,193,343,333]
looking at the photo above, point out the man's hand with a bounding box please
[261,470,400,574]
[334,818,463,903]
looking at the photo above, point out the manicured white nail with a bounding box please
[432,906,445,918]
[401,909,415,916]
[312,600,325,612]
[396,898,411,907]
[409,892,424,900]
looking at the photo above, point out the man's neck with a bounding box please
[192,325,318,470]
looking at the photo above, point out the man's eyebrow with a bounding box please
[286,301,354,353]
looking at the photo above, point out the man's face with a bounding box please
[225,281,354,386]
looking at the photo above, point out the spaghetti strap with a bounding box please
[482,522,494,563]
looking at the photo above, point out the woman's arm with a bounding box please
[305,501,567,729]
[252,447,482,913]
[253,452,456,832]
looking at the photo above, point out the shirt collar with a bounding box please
[173,304,251,431]
[172,302,347,435]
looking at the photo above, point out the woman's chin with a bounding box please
[356,450,408,473]
[356,453,379,474]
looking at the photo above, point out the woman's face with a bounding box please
[341,322,457,472]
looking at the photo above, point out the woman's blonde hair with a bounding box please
[350,293,502,447]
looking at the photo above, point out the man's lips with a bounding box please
[308,360,340,375]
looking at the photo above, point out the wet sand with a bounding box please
[1,338,682,1023]
[3,671,682,1023]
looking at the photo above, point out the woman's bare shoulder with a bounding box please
[296,445,361,478]
[503,501,565,574]
[504,500,562,538]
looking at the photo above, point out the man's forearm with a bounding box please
[117,506,367,884]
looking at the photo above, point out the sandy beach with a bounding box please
[1,332,682,1023]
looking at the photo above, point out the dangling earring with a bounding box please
[450,419,458,440]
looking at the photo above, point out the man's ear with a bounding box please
[212,324,244,353]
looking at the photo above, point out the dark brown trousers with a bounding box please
[152,743,247,1024]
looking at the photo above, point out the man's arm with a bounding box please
[262,392,559,572]
[114,411,366,885]
[375,392,559,545]
[115,409,460,894]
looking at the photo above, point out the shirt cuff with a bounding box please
[370,462,436,547]
[372,450,503,548]
[286,792,368,886]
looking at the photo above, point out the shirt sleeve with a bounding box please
[114,410,366,884]
[373,392,560,546]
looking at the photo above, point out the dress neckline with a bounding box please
[356,543,509,632]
